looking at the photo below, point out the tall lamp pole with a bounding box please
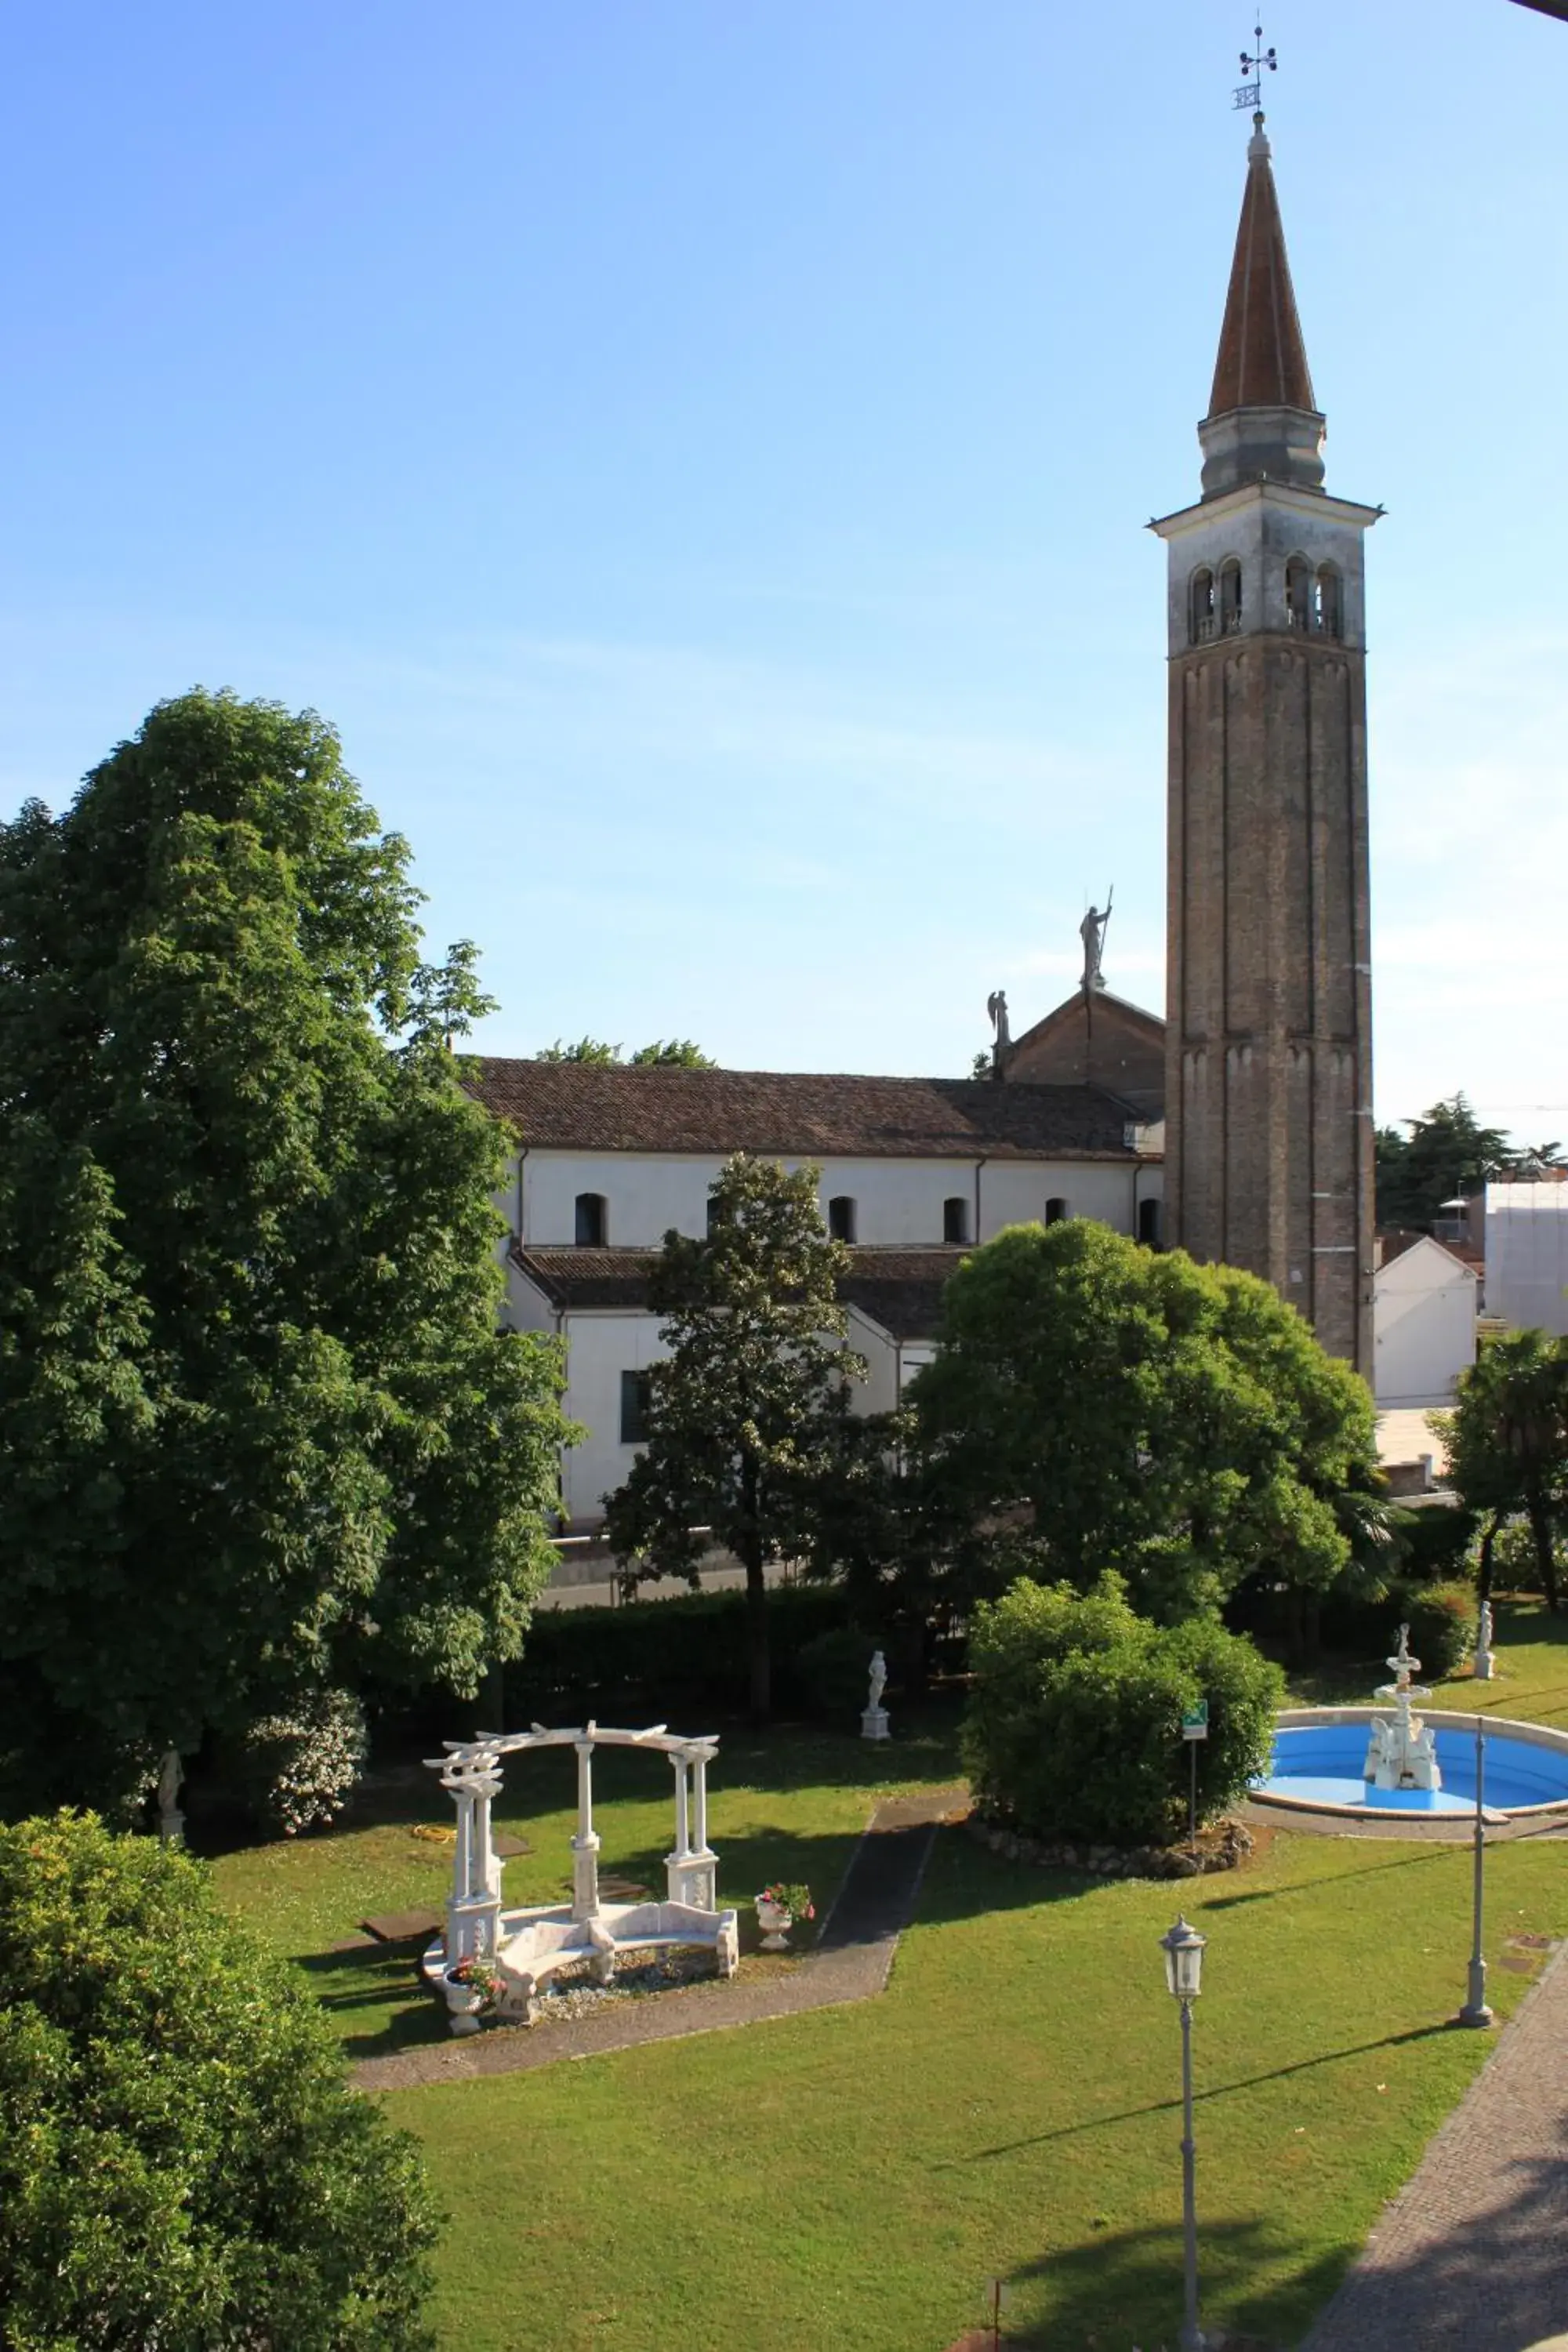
[1460,1715,1494,2028]
[1160,1915,1209,2352]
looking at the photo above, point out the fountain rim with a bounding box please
[1254,1705,1568,1823]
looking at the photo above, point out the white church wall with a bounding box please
[557,1310,670,1529]
[845,1307,902,1415]
[1486,1183,1568,1338]
[514,1146,1149,1251]
[1373,1240,1475,1409]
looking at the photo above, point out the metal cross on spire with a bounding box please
[1233,18,1278,114]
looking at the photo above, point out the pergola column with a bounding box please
[571,1737,601,1921]
[664,1748,694,1904]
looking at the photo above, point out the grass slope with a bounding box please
[384,1828,1568,2352]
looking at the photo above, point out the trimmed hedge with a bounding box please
[963,1574,1283,1849]
[503,1581,858,1723]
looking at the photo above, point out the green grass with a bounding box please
[209,1711,965,2059]
[383,1830,1568,2352]
[208,1614,1568,2352]
[1287,1596,1568,1720]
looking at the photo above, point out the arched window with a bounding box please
[827,1195,857,1243]
[1219,559,1243,634]
[1044,1196,1069,1225]
[1138,1196,1163,1248]
[942,1196,970,1246]
[1314,564,1343,638]
[1189,568,1217,644]
[574,1191,608,1247]
[1285,557,1312,632]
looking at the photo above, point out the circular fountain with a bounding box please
[1251,1628,1568,1820]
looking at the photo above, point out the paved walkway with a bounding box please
[1301,1936,1568,2352]
[357,1785,966,2092]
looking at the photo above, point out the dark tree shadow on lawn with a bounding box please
[1203,1846,1454,1912]
[942,2023,1452,2169]
[989,2211,1345,2351]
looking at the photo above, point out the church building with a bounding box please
[466,107,1385,1527]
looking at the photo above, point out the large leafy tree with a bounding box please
[909,1221,1378,1628]
[0,1810,437,2348]
[1441,1328,1568,1611]
[1374,1093,1523,1231]
[604,1154,862,1717]
[0,691,573,1815]
[535,1037,715,1066]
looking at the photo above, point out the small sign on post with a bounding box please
[1181,1700,1208,1857]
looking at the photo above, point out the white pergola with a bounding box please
[423,1720,737,2031]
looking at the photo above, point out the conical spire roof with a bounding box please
[1207,118,1316,419]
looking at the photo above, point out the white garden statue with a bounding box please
[862,1649,890,1743]
[1363,1625,1442,1791]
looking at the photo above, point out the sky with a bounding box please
[4,2,1565,1141]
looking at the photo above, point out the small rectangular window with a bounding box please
[1045,1197,1068,1225]
[575,1192,607,1247]
[1138,1197,1163,1248]
[827,1195,856,1243]
[619,1370,652,1446]
[942,1196,970,1246]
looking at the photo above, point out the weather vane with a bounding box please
[1233,19,1277,113]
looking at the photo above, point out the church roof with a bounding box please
[469,1061,1137,1160]
[511,1243,969,1339]
[1207,120,1316,417]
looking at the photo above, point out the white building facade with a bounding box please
[1486,1182,1568,1339]
[1372,1234,1477,1410]
[468,1059,1163,1530]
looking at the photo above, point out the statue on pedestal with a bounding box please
[862,1649,890,1742]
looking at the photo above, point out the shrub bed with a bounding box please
[963,1573,1283,1849]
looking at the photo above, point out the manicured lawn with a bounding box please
[383,1828,1568,2352]
[209,1610,1568,2351]
[209,1711,966,2059]
[1287,1596,1568,1720]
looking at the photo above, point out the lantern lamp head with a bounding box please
[1160,1914,1207,2002]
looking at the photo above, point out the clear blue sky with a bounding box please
[4,2,1564,1140]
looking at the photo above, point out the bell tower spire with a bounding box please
[1200,113,1325,497]
[1151,99,1381,1377]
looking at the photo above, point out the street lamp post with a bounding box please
[1460,1715,1494,2028]
[1160,1915,1208,2352]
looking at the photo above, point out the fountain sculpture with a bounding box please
[1363,1624,1442,1793]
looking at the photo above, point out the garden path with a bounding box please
[356,1784,967,2092]
[1300,1934,1568,2352]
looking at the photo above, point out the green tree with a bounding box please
[604,1154,863,1716]
[0,691,575,1816]
[535,1037,715,1066]
[963,1572,1283,1848]
[0,1810,438,2349]
[909,1221,1377,1630]
[1442,1328,1568,1611]
[1375,1093,1518,1231]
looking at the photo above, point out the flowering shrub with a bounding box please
[235,1686,368,1837]
[757,1882,815,1920]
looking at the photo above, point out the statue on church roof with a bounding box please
[986,989,1011,1050]
[1080,891,1112,993]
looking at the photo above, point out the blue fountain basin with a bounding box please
[1252,1711,1568,1819]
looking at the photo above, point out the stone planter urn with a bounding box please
[441,1967,487,2035]
[755,1896,793,1952]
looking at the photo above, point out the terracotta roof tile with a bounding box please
[510,1244,967,1341]
[469,1062,1134,1161]
[1208,129,1316,417]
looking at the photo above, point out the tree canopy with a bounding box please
[1441,1328,1568,1610]
[604,1154,862,1715]
[1374,1093,1555,1231]
[0,1810,438,2349]
[0,690,574,1815]
[535,1037,715,1066]
[908,1220,1378,1624]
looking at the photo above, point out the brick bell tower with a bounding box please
[1151,110,1378,1374]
